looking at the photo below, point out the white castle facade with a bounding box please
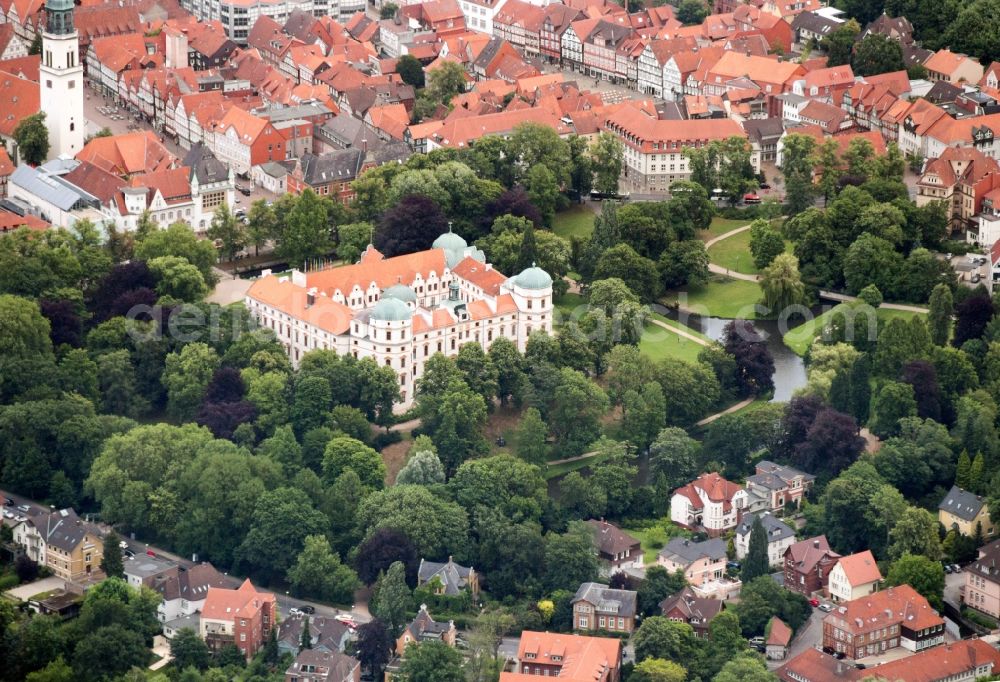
[244,229,554,410]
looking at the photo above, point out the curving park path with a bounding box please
[705,225,930,314]
[704,224,760,282]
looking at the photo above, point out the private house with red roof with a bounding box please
[493,0,544,57]
[636,36,697,98]
[828,550,882,604]
[916,146,1000,232]
[783,535,840,597]
[540,4,581,63]
[603,104,745,194]
[0,210,49,232]
[778,639,1000,682]
[200,579,276,660]
[0,24,27,61]
[501,631,622,682]
[822,584,945,659]
[702,51,805,114]
[76,130,178,177]
[0,68,40,146]
[669,472,748,535]
[244,229,553,410]
[925,48,985,85]
[212,105,288,174]
[765,616,792,660]
[86,32,165,99]
[791,64,853,103]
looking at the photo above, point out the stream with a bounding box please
[659,310,809,402]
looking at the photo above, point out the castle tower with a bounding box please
[39,0,84,159]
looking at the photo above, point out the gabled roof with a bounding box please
[735,512,795,542]
[418,557,474,595]
[939,485,987,521]
[825,584,942,633]
[76,131,176,177]
[510,632,621,682]
[784,535,839,574]
[659,585,723,623]
[278,613,350,652]
[659,537,727,564]
[451,256,506,296]
[572,582,637,617]
[766,616,792,647]
[834,550,882,587]
[201,578,276,622]
[586,519,640,556]
[925,48,976,77]
[246,276,353,334]
[0,68,39,137]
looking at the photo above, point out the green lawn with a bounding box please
[553,205,596,240]
[664,276,764,319]
[638,313,713,364]
[782,304,924,356]
[553,292,586,323]
[621,521,693,563]
[545,449,615,479]
[707,230,793,276]
[698,217,749,241]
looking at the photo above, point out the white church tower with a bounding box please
[39,0,84,159]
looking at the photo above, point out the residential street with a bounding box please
[0,487,369,623]
[770,607,823,670]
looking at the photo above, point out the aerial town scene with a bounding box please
[4,0,1000,679]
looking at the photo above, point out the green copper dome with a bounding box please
[514,265,552,290]
[382,283,417,303]
[369,297,412,322]
[432,230,467,252]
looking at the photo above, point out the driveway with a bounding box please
[4,576,66,601]
[770,607,823,670]
[945,568,966,607]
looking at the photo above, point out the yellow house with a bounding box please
[12,508,104,583]
[939,486,996,538]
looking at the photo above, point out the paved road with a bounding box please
[817,290,928,313]
[945,568,966,608]
[771,607,823,670]
[1,487,368,622]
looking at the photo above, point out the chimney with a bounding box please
[813,540,820,548]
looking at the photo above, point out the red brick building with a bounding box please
[200,579,276,660]
[783,536,840,597]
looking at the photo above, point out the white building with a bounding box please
[828,550,882,603]
[244,230,554,410]
[670,472,748,536]
[733,512,796,567]
[180,0,361,43]
[39,0,84,159]
[458,0,510,35]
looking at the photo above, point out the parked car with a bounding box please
[17,504,30,512]
[951,564,962,573]
[288,607,303,617]
[237,185,251,196]
[743,193,761,204]
[944,564,953,574]
[300,605,315,614]
[819,603,834,612]
[809,598,820,607]
[726,561,741,570]
[334,614,357,629]
[119,540,129,549]
[123,550,135,559]
[146,549,155,557]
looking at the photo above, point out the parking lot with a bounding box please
[951,253,991,287]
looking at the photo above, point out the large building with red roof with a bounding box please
[603,104,745,194]
[501,631,622,682]
[244,228,553,410]
[822,584,945,660]
[669,472,748,535]
[778,639,1000,682]
[200,578,276,660]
